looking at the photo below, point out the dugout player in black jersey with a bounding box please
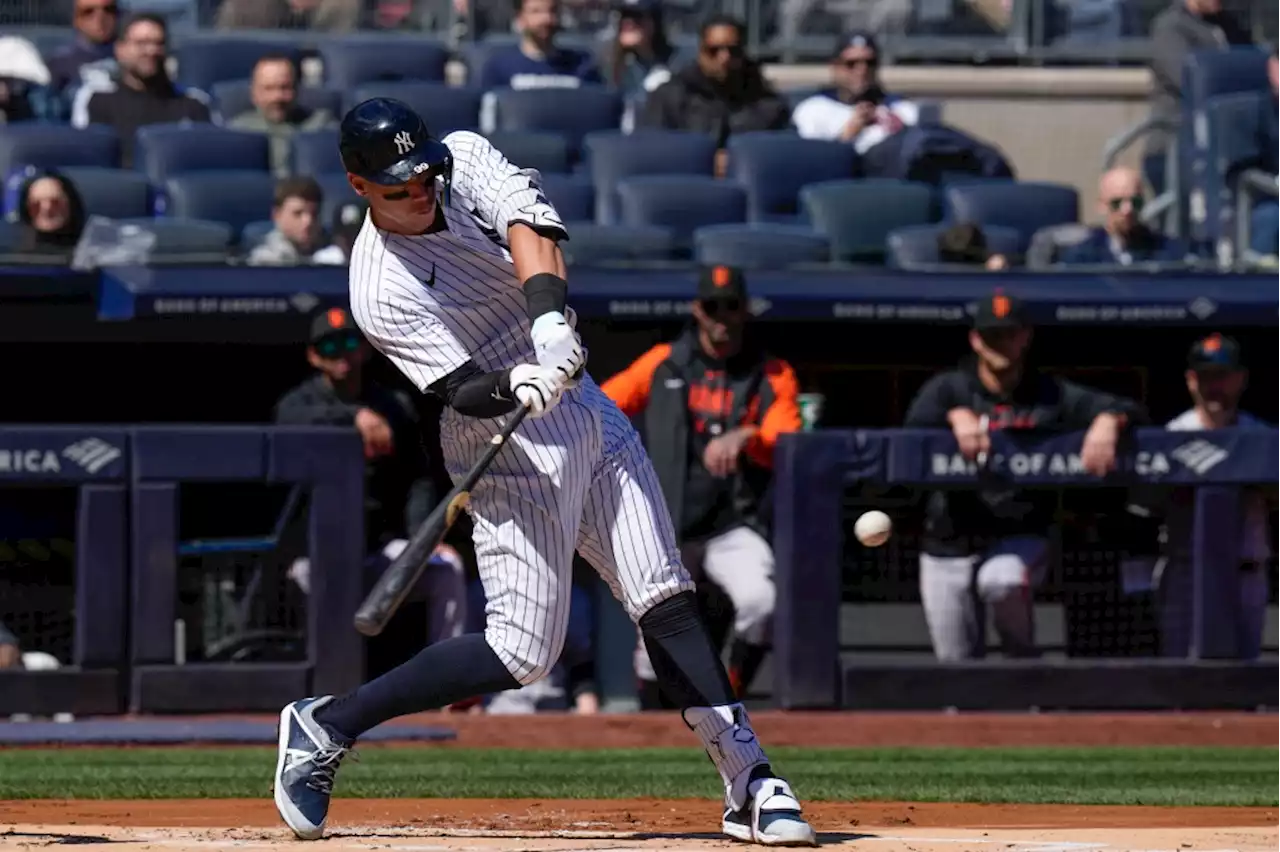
[903,291,1143,660]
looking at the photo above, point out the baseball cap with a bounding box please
[834,30,878,58]
[615,0,660,14]
[972,289,1028,331]
[331,200,368,240]
[1187,333,1244,371]
[309,306,359,345]
[697,265,748,303]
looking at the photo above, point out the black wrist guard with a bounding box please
[523,272,567,321]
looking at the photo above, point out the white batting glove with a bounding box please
[509,364,564,418]
[530,311,586,387]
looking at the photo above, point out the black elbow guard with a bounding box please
[431,362,518,418]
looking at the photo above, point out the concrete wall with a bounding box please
[766,65,1155,219]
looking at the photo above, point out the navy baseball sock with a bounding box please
[638,591,736,708]
[315,633,519,741]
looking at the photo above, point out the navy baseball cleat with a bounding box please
[722,773,818,847]
[273,696,353,840]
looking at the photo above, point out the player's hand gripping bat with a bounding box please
[353,403,530,636]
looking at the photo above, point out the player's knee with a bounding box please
[485,625,565,687]
[975,555,1031,603]
[730,580,775,642]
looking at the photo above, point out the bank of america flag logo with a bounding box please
[62,438,122,474]
[1171,439,1228,476]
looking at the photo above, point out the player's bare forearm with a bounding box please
[509,222,567,283]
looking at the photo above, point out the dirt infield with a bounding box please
[2,713,1275,851]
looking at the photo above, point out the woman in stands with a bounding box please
[13,168,87,260]
[602,0,675,129]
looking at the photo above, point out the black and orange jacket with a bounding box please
[602,329,802,535]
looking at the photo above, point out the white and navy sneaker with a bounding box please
[273,696,353,840]
[722,774,818,847]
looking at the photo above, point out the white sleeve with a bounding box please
[790,97,825,140]
[894,99,920,127]
[349,250,472,392]
[443,130,567,243]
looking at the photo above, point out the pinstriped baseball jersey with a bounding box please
[348,130,694,685]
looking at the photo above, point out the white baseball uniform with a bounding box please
[348,130,695,686]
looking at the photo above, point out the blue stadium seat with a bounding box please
[801,179,936,262]
[60,167,154,219]
[210,81,342,123]
[694,224,830,268]
[162,171,275,235]
[0,125,120,177]
[943,181,1079,251]
[727,132,858,223]
[886,223,1023,269]
[540,174,594,222]
[136,125,271,184]
[350,83,482,135]
[615,176,747,252]
[240,220,275,249]
[315,173,361,225]
[582,130,717,225]
[111,217,234,254]
[1184,47,1271,110]
[559,223,676,265]
[462,32,598,84]
[319,37,449,89]
[491,87,623,153]
[175,37,302,91]
[292,130,343,176]
[0,219,15,252]
[487,131,571,175]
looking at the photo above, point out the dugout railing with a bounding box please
[773,426,1280,711]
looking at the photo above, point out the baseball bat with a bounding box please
[353,403,530,637]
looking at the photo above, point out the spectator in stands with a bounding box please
[602,0,674,100]
[1056,167,1188,265]
[792,32,919,157]
[71,14,211,168]
[216,0,362,30]
[1247,48,1278,258]
[602,265,802,702]
[249,178,328,267]
[1145,0,1252,188]
[274,308,465,644]
[312,200,369,266]
[478,0,602,90]
[1159,334,1273,659]
[12,169,87,261]
[904,291,1142,661]
[0,36,64,122]
[228,54,335,179]
[937,222,1010,270]
[45,0,120,93]
[640,16,790,177]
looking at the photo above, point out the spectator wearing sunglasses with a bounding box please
[602,266,803,703]
[639,15,790,177]
[274,309,466,647]
[792,32,918,157]
[1056,167,1188,266]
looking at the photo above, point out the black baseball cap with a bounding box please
[834,30,878,58]
[309,307,359,344]
[1188,333,1244,371]
[697,265,748,303]
[331,200,368,241]
[972,290,1028,331]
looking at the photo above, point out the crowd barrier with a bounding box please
[774,427,1280,711]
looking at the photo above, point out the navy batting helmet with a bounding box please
[339,98,453,196]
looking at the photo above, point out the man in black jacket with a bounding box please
[274,308,465,646]
[904,291,1141,660]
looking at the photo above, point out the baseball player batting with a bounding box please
[271,98,817,848]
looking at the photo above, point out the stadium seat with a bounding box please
[136,125,271,184]
[727,132,858,222]
[175,37,302,91]
[0,219,16,251]
[943,181,1079,251]
[60,167,154,219]
[487,131,571,175]
[350,83,482,135]
[491,87,623,153]
[801,179,935,262]
[540,174,594,222]
[240,220,275,249]
[319,37,449,89]
[462,32,598,84]
[694,223,831,268]
[886,223,1023,269]
[0,125,120,177]
[210,81,342,123]
[291,130,343,176]
[582,130,717,225]
[162,171,276,235]
[615,176,747,252]
[315,173,361,225]
[110,217,234,254]
[559,223,676,265]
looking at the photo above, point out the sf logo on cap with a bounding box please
[393,131,415,155]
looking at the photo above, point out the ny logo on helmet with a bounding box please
[393,131,415,155]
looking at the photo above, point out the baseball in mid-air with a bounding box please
[854,511,893,547]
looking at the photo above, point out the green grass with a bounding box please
[1,747,1274,806]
